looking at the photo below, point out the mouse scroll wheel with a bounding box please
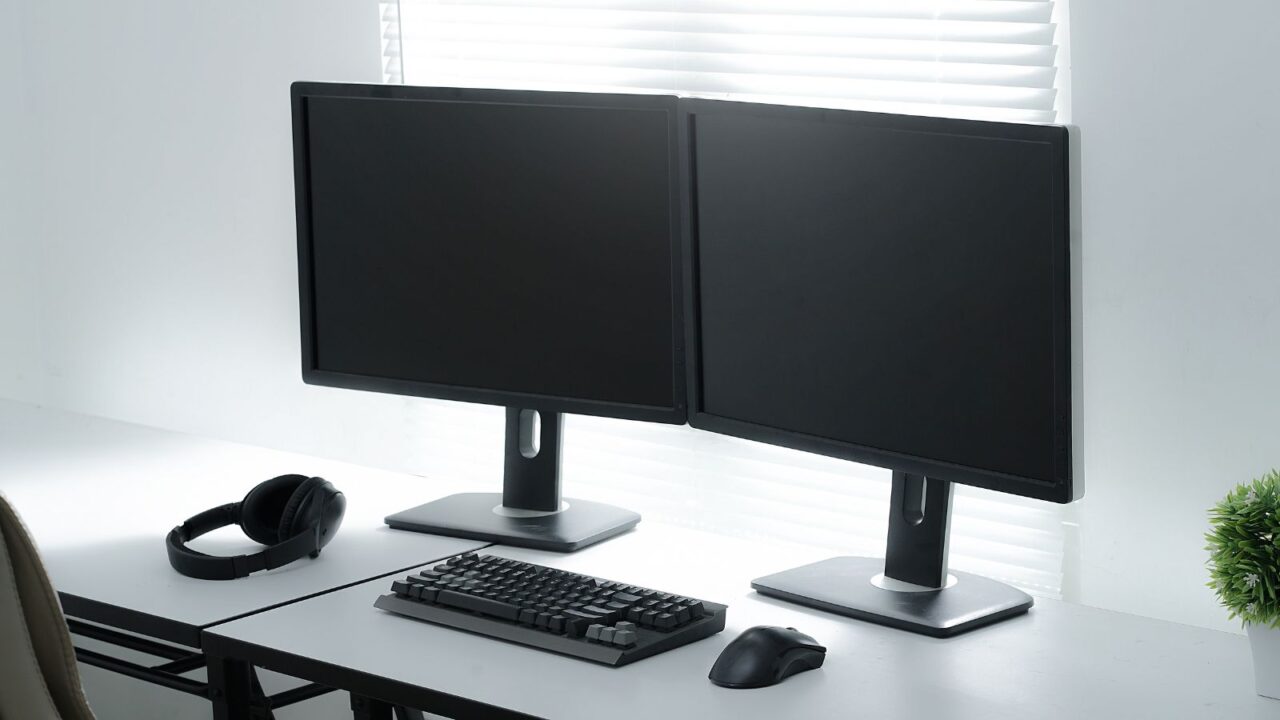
[786,626,796,631]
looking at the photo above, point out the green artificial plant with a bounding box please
[1206,469,1280,628]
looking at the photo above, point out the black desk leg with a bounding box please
[350,693,394,720]
[249,668,278,720]
[208,654,255,720]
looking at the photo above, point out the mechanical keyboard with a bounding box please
[374,551,728,666]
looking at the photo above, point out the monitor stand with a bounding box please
[751,471,1032,637]
[384,407,640,552]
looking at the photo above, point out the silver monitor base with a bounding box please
[752,556,1032,637]
[385,492,639,552]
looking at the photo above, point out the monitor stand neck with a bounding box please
[383,406,640,551]
[751,470,1033,636]
[501,408,564,515]
[883,472,953,588]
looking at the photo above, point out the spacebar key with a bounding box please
[435,590,521,621]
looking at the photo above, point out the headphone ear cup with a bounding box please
[277,477,326,542]
[240,474,310,545]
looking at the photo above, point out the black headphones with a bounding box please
[166,474,346,580]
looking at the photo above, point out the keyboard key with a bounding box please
[586,624,604,641]
[565,608,604,624]
[564,617,590,638]
[436,590,521,622]
[613,629,637,647]
[583,605,620,623]
[391,581,411,597]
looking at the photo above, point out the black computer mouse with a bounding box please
[708,625,826,688]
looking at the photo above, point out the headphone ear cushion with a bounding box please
[240,474,310,545]
[277,477,326,542]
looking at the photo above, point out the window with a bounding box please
[379,0,1072,598]
[387,0,1066,122]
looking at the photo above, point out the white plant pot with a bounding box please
[1247,623,1280,699]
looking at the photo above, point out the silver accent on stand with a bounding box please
[491,502,570,518]
[871,572,959,592]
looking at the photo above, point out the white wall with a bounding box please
[7,2,387,718]
[4,0,1277,683]
[11,0,450,472]
[1071,0,1280,632]
[0,0,42,403]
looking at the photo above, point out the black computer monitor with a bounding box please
[682,99,1074,635]
[291,82,684,551]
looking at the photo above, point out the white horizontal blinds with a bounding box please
[397,0,1060,122]
[380,2,405,84]
[563,417,1065,598]
[406,402,1066,598]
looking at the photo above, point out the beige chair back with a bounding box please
[0,493,95,720]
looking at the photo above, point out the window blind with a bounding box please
[380,2,405,84]
[409,402,1068,599]
[392,0,1063,122]
[383,0,1072,598]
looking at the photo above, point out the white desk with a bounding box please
[0,400,491,720]
[206,525,1277,720]
[0,400,486,647]
[4,401,1273,718]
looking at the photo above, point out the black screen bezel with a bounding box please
[679,99,1073,502]
[291,82,687,424]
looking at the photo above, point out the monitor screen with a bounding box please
[294,86,683,422]
[687,102,1070,500]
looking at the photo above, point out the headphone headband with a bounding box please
[165,476,344,580]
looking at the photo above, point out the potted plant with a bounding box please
[1206,469,1280,699]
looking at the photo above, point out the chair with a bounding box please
[0,493,96,720]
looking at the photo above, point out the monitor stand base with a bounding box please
[751,556,1032,638]
[385,407,640,552]
[752,473,1032,637]
[385,492,639,552]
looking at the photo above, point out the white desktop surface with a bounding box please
[0,400,486,644]
[207,525,1275,720]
